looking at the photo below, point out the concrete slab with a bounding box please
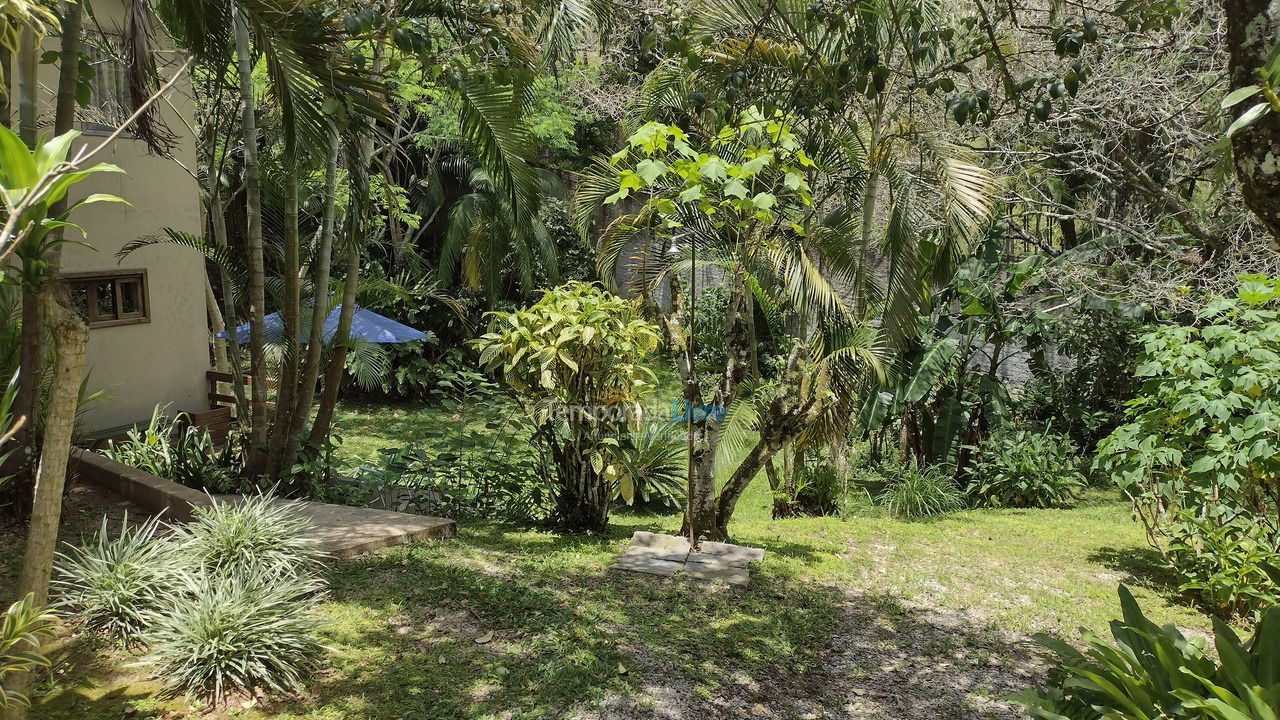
[682,556,750,586]
[696,540,762,563]
[630,531,691,554]
[613,551,684,577]
[279,500,456,558]
[615,532,762,585]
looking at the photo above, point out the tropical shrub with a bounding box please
[1016,585,1280,720]
[614,421,685,509]
[878,463,966,519]
[0,595,58,709]
[768,452,847,518]
[1097,276,1280,617]
[345,258,496,402]
[1165,515,1280,620]
[966,428,1086,508]
[100,406,242,493]
[473,282,661,532]
[176,494,321,577]
[145,571,325,707]
[52,514,179,647]
[860,234,1045,471]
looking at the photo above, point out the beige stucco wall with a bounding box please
[14,2,210,433]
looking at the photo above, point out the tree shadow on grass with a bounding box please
[30,633,183,720]
[1087,545,1182,597]
[276,529,1052,720]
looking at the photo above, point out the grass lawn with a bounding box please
[8,397,1217,720]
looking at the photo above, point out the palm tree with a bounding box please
[438,163,564,305]
[572,0,996,539]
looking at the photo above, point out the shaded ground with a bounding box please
[3,475,1214,720]
[1,398,1214,718]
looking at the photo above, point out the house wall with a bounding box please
[12,2,209,433]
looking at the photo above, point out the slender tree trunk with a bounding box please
[1,48,10,127]
[3,283,88,720]
[208,191,250,424]
[234,7,269,475]
[717,434,779,534]
[308,110,378,451]
[13,30,41,493]
[16,29,36,144]
[265,168,306,478]
[305,236,358,451]
[204,274,229,372]
[855,105,883,317]
[280,131,340,471]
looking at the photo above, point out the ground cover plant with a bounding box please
[1017,586,1280,719]
[39,495,326,708]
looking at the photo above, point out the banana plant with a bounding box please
[860,229,1051,470]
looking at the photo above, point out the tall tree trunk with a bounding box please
[234,6,269,475]
[13,4,81,510]
[204,274,229,372]
[16,29,36,144]
[280,131,340,471]
[265,168,306,479]
[1224,0,1280,241]
[3,283,88,720]
[308,114,378,451]
[13,29,41,493]
[305,236,358,451]
[1,47,10,127]
[209,190,250,424]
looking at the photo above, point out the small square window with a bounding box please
[63,270,149,328]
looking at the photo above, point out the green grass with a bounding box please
[11,397,1219,719]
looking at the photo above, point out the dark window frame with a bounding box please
[64,269,150,328]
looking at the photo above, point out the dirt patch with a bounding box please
[579,588,1048,720]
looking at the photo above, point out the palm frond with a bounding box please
[456,71,540,218]
[117,228,247,296]
[344,339,389,392]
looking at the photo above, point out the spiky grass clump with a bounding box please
[145,571,326,706]
[878,465,966,519]
[179,494,321,576]
[52,514,180,647]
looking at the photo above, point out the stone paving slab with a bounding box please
[614,550,684,576]
[622,545,690,563]
[682,556,750,586]
[630,531,692,553]
[699,540,765,562]
[613,531,763,586]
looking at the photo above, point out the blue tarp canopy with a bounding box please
[221,304,431,345]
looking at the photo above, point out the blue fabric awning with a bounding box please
[220,304,431,345]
